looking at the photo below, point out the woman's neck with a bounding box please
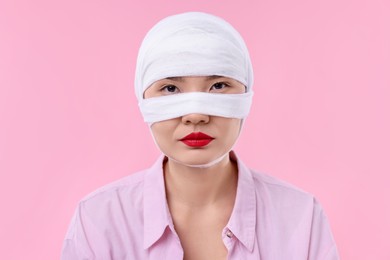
[163,152,238,209]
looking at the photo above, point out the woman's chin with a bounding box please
[168,152,228,167]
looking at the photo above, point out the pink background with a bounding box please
[1,0,389,259]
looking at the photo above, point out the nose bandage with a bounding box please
[139,91,254,123]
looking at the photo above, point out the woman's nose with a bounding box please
[181,113,210,125]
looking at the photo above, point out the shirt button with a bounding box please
[226,230,233,238]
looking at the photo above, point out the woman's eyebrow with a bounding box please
[165,75,224,81]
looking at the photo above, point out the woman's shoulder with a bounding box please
[63,169,151,246]
[250,169,310,192]
[249,168,317,205]
[78,168,149,206]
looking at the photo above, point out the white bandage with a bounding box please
[139,91,254,123]
[134,11,254,121]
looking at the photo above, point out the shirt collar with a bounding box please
[143,150,256,251]
[143,153,170,249]
[225,150,256,252]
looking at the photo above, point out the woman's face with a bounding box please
[143,76,246,166]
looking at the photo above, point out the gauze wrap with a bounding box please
[140,91,253,123]
[134,11,254,168]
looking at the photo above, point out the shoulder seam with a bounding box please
[250,169,314,197]
[79,175,145,203]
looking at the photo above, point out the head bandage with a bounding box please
[135,11,254,122]
[134,11,254,167]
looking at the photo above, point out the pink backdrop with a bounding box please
[1,0,389,259]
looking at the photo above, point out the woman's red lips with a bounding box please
[180,132,214,147]
[180,132,213,140]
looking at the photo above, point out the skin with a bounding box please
[144,75,246,260]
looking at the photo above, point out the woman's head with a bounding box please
[134,11,254,167]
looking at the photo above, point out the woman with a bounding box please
[61,11,339,259]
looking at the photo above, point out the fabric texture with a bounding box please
[61,150,339,260]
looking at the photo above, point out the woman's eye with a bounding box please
[160,85,179,93]
[211,82,229,90]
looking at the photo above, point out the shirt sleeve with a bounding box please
[60,202,96,260]
[308,198,340,260]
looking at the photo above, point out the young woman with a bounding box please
[61,11,339,260]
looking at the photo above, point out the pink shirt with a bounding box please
[61,150,339,259]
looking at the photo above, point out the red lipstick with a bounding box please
[180,132,215,148]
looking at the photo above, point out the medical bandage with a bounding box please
[139,91,254,123]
